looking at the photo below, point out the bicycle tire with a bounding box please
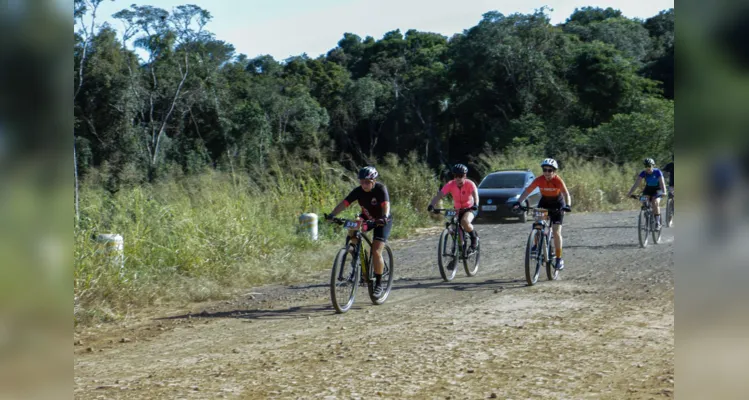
[652,213,663,244]
[525,229,543,286]
[330,247,360,313]
[463,232,480,277]
[666,197,674,227]
[437,229,458,282]
[638,209,649,248]
[368,244,394,305]
[546,231,558,281]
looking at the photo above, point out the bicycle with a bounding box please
[432,208,480,282]
[325,215,394,313]
[515,206,562,286]
[631,195,663,247]
[665,188,674,228]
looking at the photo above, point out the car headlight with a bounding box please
[506,195,520,202]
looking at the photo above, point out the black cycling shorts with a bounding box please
[537,197,565,225]
[642,186,663,198]
[373,218,393,242]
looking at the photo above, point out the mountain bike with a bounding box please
[515,206,562,286]
[665,187,674,228]
[432,208,480,282]
[632,195,663,247]
[325,215,394,313]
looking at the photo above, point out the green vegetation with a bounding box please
[73,2,673,323]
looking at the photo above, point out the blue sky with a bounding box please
[91,0,674,61]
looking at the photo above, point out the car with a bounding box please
[476,169,540,222]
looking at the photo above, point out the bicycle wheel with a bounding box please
[652,213,663,244]
[525,229,543,286]
[637,209,649,248]
[330,247,360,313]
[437,229,458,282]
[463,232,480,277]
[368,244,394,305]
[546,232,558,281]
[666,197,674,227]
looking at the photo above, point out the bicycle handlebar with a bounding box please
[432,207,475,213]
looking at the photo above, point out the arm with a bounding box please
[328,200,349,218]
[382,201,391,218]
[517,181,537,205]
[559,179,572,206]
[659,174,667,193]
[428,189,446,208]
[472,185,479,208]
[627,176,643,197]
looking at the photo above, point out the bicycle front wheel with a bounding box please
[546,232,558,281]
[330,247,360,313]
[666,197,674,227]
[652,214,663,244]
[463,233,480,277]
[368,244,394,305]
[525,229,543,286]
[437,229,458,282]
[638,210,649,248]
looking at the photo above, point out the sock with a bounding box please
[375,273,382,285]
[555,248,562,259]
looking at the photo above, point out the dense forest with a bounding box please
[74,1,673,188]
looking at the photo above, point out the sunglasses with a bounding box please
[453,174,466,178]
[542,168,555,173]
[359,179,375,184]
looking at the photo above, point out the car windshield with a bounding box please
[479,173,526,189]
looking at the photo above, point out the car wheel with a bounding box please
[519,202,528,223]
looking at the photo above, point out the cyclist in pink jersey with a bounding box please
[427,164,480,252]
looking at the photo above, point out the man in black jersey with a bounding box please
[326,166,392,297]
[662,154,674,191]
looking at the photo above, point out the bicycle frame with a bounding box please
[337,218,376,284]
[436,209,470,258]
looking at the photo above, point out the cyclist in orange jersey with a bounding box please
[513,158,572,270]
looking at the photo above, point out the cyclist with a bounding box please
[512,158,572,270]
[626,158,668,229]
[427,164,480,254]
[326,166,392,297]
[662,154,674,194]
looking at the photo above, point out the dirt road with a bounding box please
[74,210,674,399]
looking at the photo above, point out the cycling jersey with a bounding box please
[344,182,390,219]
[639,168,664,187]
[440,179,477,209]
[527,175,566,202]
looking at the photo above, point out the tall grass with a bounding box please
[75,148,639,324]
[474,146,640,211]
[74,153,439,324]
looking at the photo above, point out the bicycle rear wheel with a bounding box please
[525,229,543,286]
[546,232,558,281]
[463,232,480,277]
[437,229,458,282]
[330,248,360,313]
[368,244,394,305]
[638,209,649,248]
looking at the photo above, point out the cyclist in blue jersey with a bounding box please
[627,158,668,228]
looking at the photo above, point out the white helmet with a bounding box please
[541,158,558,170]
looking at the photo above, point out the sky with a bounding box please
[90,0,674,61]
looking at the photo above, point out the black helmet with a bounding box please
[452,164,468,175]
[643,158,655,167]
[358,166,378,180]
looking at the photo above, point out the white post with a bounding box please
[298,213,318,241]
[96,234,124,269]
